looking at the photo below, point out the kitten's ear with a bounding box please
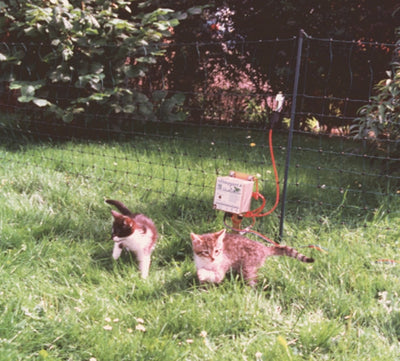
[215,229,226,238]
[111,210,122,218]
[190,232,202,245]
[215,229,226,249]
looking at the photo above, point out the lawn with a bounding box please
[0,125,399,360]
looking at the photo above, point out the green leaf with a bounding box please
[21,85,36,97]
[123,104,136,113]
[33,98,51,107]
[61,17,73,31]
[62,112,74,123]
[77,74,104,91]
[170,92,185,104]
[86,14,100,28]
[152,90,167,102]
[49,67,72,83]
[187,7,203,15]
[62,47,73,61]
[10,80,44,91]
[155,22,170,31]
[85,28,99,36]
[142,8,173,25]
[17,95,34,103]
[175,12,188,21]
[108,19,134,31]
[73,107,85,114]
[123,66,147,78]
[139,102,153,116]
[90,63,104,74]
[136,56,157,64]
[89,93,110,101]
[133,92,149,103]
[159,92,186,122]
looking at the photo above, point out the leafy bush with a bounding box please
[352,28,400,157]
[0,0,199,125]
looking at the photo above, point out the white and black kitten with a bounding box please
[106,199,158,279]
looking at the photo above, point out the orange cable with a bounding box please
[244,128,280,218]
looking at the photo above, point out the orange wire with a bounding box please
[244,128,280,218]
[224,129,326,255]
[223,213,278,246]
[223,128,281,246]
[246,228,280,246]
[376,259,400,264]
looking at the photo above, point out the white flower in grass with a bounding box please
[104,317,111,322]
[199,330,207,338]
[255,351,263,360]
[103,325,112,331]
[135,324,146,332]
[378,291,393,313]
[132,317,146,332]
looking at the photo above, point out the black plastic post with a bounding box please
[278,29,305,241]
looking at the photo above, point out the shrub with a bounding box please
[352,27,400,159]
[0,1,199,125]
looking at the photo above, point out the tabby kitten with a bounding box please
[190,229,314,286]
[106,199,158,279]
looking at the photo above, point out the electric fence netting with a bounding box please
[281,31,399,241]
[0,33,399,243]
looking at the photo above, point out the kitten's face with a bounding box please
[190,229,225,262]
[111,210,135,241]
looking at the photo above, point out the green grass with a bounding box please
[0,128,399,360]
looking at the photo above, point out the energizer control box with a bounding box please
[213,176,254,214]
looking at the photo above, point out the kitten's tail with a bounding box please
[271,245,314,263]
[105,199,135,217]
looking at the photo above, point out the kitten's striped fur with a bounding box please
[191,229,314,286]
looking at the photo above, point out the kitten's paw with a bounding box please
[197,268,209,282]
[112,244,123,260]
[197,268,219,283]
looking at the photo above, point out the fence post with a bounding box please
[278,29,305,241]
